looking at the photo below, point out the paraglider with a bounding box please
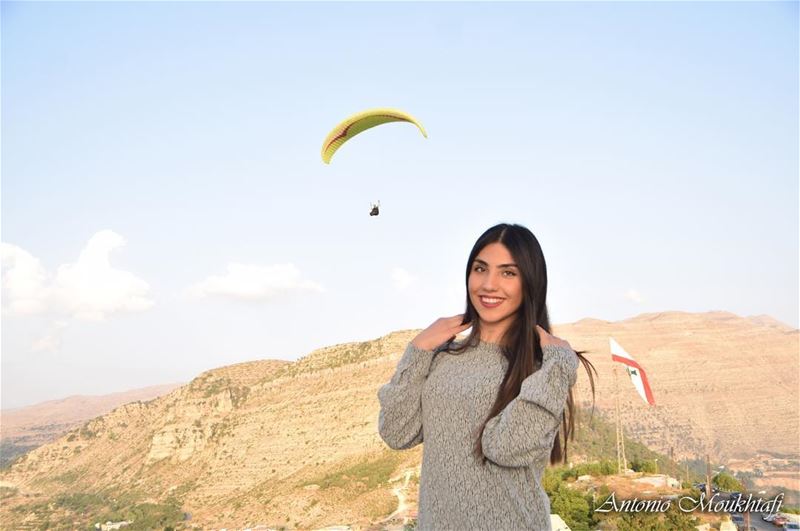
[321,108,427,164]
[369,201,380,217]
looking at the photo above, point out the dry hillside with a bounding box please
[1,384,182,465]
[0,311,796,530]
[561,311,799,461]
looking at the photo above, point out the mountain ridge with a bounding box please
[1,310,796,529]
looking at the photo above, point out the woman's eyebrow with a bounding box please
[473,258,518,268]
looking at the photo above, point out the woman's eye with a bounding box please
[473,265,485,272]
[503,270,516,277]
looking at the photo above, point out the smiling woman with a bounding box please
[377,223,597,530]
[467,242,524,343]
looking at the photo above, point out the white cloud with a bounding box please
[391,267,417,291]
[188,262,324,301]
[624,289,644,303]
[2,230,154,321]
[1,243,49,315]
[32,320,69,352]
[50,230,154,321]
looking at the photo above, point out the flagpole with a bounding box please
[613,364,627,474]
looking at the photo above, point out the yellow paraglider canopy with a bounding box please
[321,108,427,164]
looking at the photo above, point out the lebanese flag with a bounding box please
[610,337,656,406]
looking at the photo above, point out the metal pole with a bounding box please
[613,365,627,473]
[614,365,621,474]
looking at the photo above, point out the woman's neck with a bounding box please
[478,320,512,344]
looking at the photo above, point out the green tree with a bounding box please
[610,505,697,531]
[613,511,663,531]
[550,484,594,531]
[662,503,699,529]
[543,467,563,496]
[712,472,744,492]
[629,458,657,474]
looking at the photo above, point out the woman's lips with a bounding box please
[479,296,504,308]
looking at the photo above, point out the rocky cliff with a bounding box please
[0,312,796,529]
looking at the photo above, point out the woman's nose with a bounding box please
[481,273,498,290]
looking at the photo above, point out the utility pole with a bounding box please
[705,454,712,499]
[614,365,627,474]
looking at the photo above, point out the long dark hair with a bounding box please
[439,223,596,465]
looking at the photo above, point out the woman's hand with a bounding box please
[411,314,472,351]
[536,325,571,349]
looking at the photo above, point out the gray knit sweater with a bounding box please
[377,339,579,531]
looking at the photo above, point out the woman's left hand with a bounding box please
[536,325,571,349]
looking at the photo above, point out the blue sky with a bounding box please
[2,2,797,409]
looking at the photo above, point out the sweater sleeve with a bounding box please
[377,342,436,450]
[481,344,579,468]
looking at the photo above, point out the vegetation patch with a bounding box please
[171,480,197,498]
[200,377,230,398]
[0,485,19,499]
[229,384,250,408]
[363,489,397,520]
[52,469,83,485]
[0,440,36,469]
[104,500,184,530]
[597,504,699,531]
[303,451,403,492]
[209,419,234,441]
[712,471,745,492]
[571,408,697,482]
[542,466,700,531]
[257,340,384,385]
[7,489,184,530]
[80,424,98,439]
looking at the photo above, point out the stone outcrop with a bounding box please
[0,312,796,529]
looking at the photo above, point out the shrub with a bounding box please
[712,472,745,492]
[550,484,594,531]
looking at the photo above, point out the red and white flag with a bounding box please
[610,337,656,406]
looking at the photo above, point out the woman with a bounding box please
[377,223,595,530]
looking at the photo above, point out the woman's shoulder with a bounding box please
[434,338,507,362]
[433,337,473,354]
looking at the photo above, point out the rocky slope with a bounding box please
[0,311,796,529]
[561,311,798,461]
[0,383,182,467]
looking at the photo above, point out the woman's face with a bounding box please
[468,242,523,334]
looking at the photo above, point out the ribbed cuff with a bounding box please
[518,345,579,415]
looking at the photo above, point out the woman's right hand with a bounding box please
[536,325,572,349]
[411,314,472,351]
